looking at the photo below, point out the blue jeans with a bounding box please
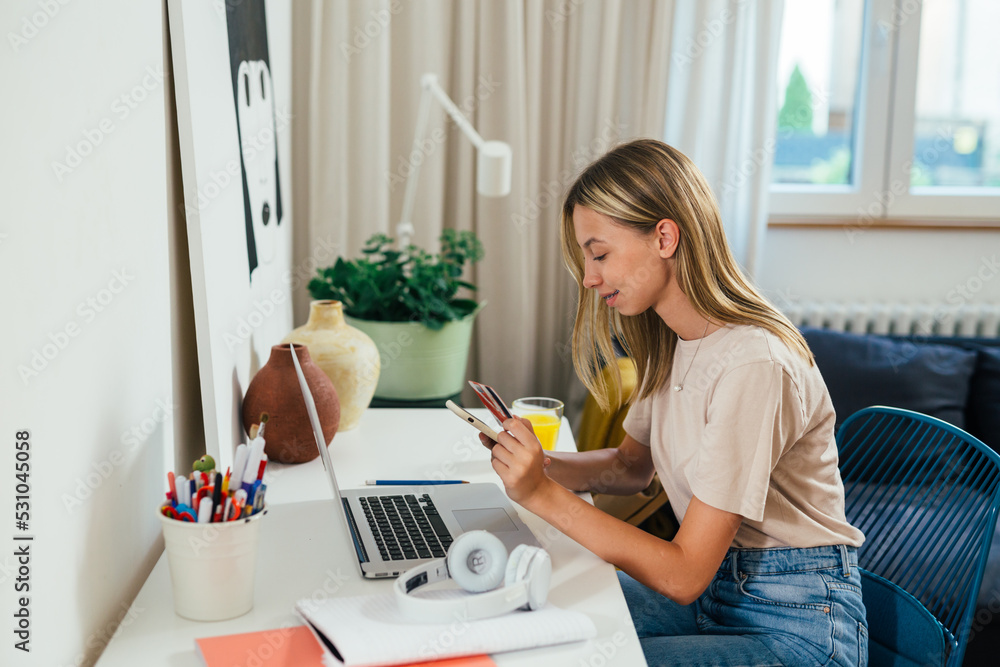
[619,545,868,666]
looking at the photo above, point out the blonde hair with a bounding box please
[560,139,811,411]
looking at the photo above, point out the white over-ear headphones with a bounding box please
[394,530,551,623]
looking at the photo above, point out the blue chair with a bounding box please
[837,406,1000,667]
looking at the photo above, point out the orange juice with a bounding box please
[522,413,561,450]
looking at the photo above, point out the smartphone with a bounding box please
[446,400,500,441]
[467,381,513,424]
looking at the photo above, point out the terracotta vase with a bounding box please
[282,300,379,430]
[242,344,340,464]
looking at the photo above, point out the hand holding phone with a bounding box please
[446,400,499,441]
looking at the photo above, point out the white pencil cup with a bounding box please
[158,509,266,621]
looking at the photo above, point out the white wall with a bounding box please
[758,227,1000,308]
[1,1,176,665]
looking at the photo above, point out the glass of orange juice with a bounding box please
[512,397,564,451]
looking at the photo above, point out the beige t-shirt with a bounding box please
[622,324,864,549]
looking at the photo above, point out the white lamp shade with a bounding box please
[476,140,512,197]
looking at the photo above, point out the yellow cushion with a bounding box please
[576,357,637,452]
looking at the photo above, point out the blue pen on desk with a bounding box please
[365,479,470,486]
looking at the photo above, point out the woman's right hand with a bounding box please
[480,417,551,468]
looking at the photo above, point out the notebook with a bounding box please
[295,593,597,667]
[289,344,540,578]
[195,625,496,667]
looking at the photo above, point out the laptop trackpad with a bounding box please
[452,508,518,533]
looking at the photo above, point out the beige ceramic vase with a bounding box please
[282,300,380,430]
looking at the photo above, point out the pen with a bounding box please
[364,479,470,486]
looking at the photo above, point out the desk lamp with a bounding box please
[396,73,512,248]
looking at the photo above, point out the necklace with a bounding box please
[673,320,711,392]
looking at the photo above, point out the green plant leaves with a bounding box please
[307,230,484,328]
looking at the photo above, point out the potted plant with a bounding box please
[308,229,485,400]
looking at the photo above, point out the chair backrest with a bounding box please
[576,356,636,453]
[837,406,1000,667]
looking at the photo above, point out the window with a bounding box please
[770,0,1000,222]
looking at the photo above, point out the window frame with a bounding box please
[769,0,1000,225]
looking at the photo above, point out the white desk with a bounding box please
[96,409,646,666]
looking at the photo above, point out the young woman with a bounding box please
[484,139,867,666]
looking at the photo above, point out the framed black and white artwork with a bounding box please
[168,0,293,468]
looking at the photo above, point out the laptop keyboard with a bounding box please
[359,494,454,561]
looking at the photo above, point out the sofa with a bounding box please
[801,327,1000,663]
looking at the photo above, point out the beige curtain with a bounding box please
[293,0,672,416]
[664,0,784,275]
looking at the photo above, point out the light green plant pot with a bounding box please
[345,305,483,400]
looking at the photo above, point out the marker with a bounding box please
[364,480,470,486]
[241,437,266,495]
[231,444,249,498]
[223,496,233,522]
[175,475,187,506]
[222,467,231,495]
[246,480,258,507]
[256,454,267,482]
[252,483,267,515]
[197,496,213,523]
[211,472,223,522]
[167,471,176,501]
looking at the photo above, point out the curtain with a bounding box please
[292,0,781,417]
[664,0,784,275]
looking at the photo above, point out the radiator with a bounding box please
[780,301,1000,339]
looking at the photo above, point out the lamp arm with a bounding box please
[397,77,437,248]
[397,73,509,248]
[422,74,486,150]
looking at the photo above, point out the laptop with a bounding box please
[289,346,540,578]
